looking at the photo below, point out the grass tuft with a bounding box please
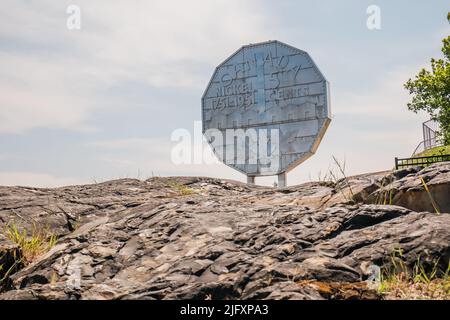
[326,156,355,202]
[419,175,441,214]
[168,180,197,196]
[416,145,450,157]
[5,223,57,265]
[378,248,450,299]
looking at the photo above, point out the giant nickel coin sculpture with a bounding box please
[202,40,331,187]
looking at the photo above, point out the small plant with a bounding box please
[419,175,441,214]
[378,248,450,299]
[327,156,355,201]
[373,171,395,206]
[0,243,23,290]
[168,180,196,196]
[5,223,57,265]
[384,189,394,206]
[1,223,57,289]
[413,256,439,284]
[316,167,333,183]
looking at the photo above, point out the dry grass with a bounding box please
[5,223,57,264]
[0,250,20,289]
[419,175,441,214]
[167,180,197,196]
[379,249,450,300]
[1,223,57,289]
[374,171,395,205]
[320,156,355,202]
[381,277,449,300]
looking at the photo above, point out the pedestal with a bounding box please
[277,172,286,188]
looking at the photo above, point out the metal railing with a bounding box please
[395,154,450,170]
[412,120,442,156]
[412,138,444,156]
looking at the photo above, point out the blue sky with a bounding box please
[0,0,449,187]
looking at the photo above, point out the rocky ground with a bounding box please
[0,162,449,300]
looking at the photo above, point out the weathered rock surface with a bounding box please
[367,163,450,213]
[0,162,449,300]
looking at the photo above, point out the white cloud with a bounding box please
[0,0,271,133]
[335,65,426,119]
[88,138,166,150]
[0,52,98,133]
[87,134,241,180]
[0,1,445,187]
[0,171,83,188]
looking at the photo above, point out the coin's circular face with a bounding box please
[202,41,331,176]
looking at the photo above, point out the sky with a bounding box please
[0,0,449,187]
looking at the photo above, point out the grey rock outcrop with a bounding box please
[0,163,449,300]
[367,163,450,213]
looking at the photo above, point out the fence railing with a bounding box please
[411,119,442,156]
[395,154,450,170]
[412,138,444,156]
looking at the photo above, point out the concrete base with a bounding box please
[277,172,287,188]
[247,176,255,184]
